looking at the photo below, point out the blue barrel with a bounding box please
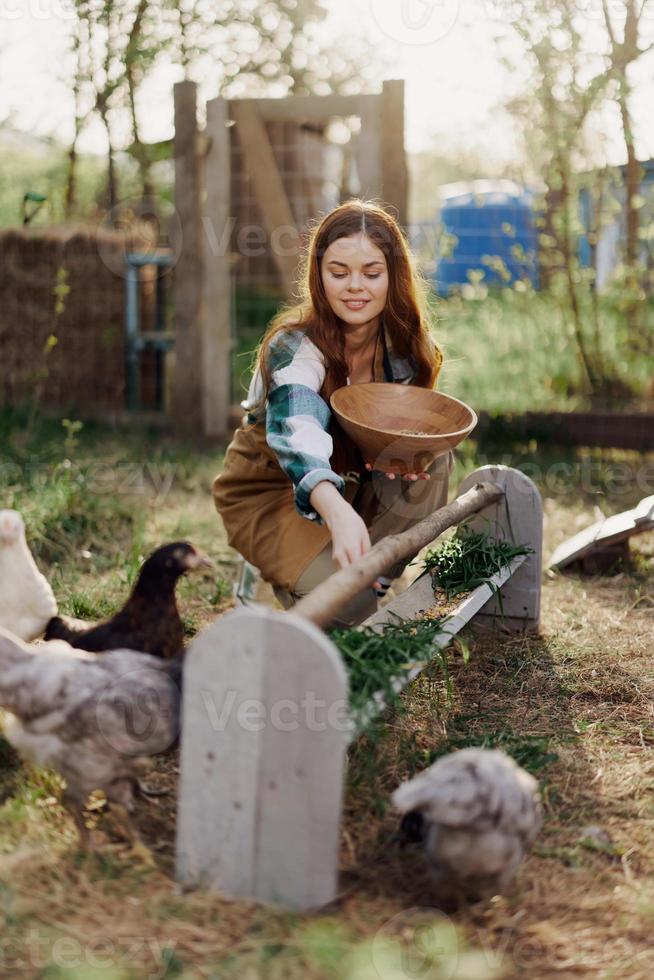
[434,183,539,294]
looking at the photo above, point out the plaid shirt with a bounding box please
[242,324,441,521]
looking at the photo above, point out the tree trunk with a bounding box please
[618,86,641,271]
[64,138,78,220]
[125,0,154,201]
[98,103,118,211]
[127,75,154,201]
[560,159,603,393]
[64,19,87,220]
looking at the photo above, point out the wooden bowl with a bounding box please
[330,383,477,474]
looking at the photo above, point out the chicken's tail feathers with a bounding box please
[43,616,77,642]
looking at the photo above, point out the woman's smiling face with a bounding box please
[320,233,389,328]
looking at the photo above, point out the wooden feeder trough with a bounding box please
[175,466,542,910]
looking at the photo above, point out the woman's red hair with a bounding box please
[253,199,442,405]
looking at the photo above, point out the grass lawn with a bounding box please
[1,409,653,979]
[230,288,654,414]
[434,289,653,414]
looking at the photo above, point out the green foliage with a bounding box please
[65,591,117,621]
[53,267,71,318]
[231,285,285,399]
[435,287,652,412]
[422,525,534,600]
[330,617,452,718]
[159,946,185,979]
[209,578,232,605]
[496,0,654,400]
[426,724,559,778]
[0,408,140,566]
[232,279,652,414]
[61,418,83,455]
[296,921,353,978]
[41,959,135,980]
[0,139,108,227]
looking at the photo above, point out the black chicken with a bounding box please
[45,542,212,659]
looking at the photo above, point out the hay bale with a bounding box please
[0,224,157,415]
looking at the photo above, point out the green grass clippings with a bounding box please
[422,525,534,599]
[330,616,451,718]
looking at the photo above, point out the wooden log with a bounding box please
[292,482,503,629]
[172,80,204,433]
[457,466,542,633]
[381,80,408,227]
[475,409,654,452]
[176,605,348,910]
[230,99,300,296]
[201,96,232,438]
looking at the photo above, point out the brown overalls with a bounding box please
[213,341,451,623]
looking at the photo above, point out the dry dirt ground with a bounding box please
[0,447,653,980]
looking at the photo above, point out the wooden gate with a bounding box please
[172,81,408,437]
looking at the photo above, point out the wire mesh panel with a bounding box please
[0,229,126,414]
[174,83,404,436]
[228,116,356,403]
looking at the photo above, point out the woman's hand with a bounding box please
[364,462,430,481]
[309,481,379,583]
[328,504,372,570]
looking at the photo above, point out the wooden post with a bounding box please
[201,96,232,438]
[176,605,349,910]
[381,80,408,228]
[356,94,382,202]
[457,466,542,633]
[172,81,204,433]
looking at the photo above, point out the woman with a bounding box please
[213,200,451,628]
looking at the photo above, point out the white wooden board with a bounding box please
[176,605,348,910]
[457,466,542,631]
[549,495,654,570]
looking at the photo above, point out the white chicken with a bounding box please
[0,509,57,640]
[0,627,181,856]
[392,748,542,900]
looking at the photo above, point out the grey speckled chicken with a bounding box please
[392,748,542,900]
[0,627,181,857]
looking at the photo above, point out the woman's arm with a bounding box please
[309,480,372,569]
[264,329,347,521]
